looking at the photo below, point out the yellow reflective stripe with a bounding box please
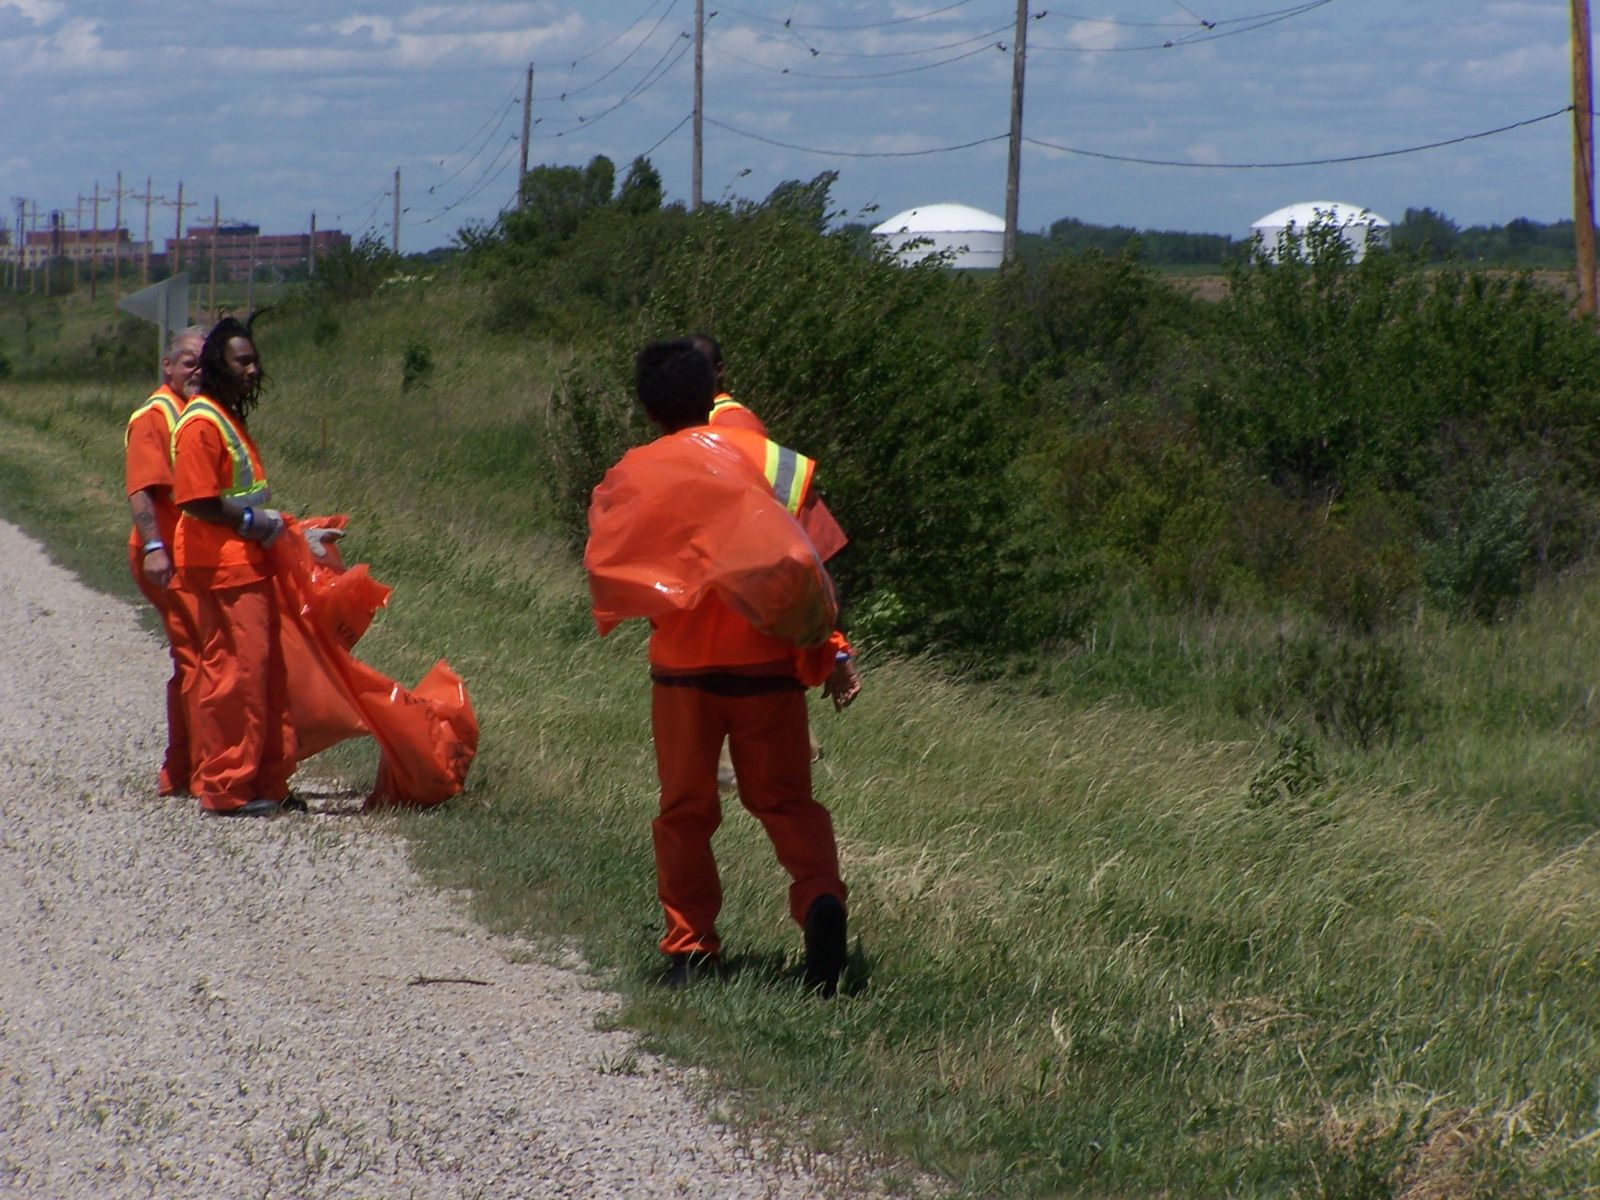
[710,397,745,419]
[762,442,812,516]
[173,399,268,500]
[123,392,181,452]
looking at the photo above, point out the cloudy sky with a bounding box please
[1,1,1581,252]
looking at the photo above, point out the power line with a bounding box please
[414,135,523,226]
[635,111,694,160]
[1023,106,1573,169]
[558,0,676,67]
[1032,0,1335,52]
[560,0,682,99]
[706,116,1009,157]
[434,88,520,167]
[712,14,1013,60]
[717,0,981,31]
[713,38,1002,80]
[428,95,521,194]
[553,33,693,134]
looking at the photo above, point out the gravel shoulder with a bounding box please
[0,517,836,1199]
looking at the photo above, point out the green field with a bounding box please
[4,269,1600,1198]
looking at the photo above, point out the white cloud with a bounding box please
[25,17,128,72]
[1,0,64,25]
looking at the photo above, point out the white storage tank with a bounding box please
[1249,201,1392,263]
[871,203,1006,269]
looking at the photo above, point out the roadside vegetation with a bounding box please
[4,160,1600,1197]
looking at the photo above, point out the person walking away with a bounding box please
[124,326,206,796]
[586,339,852,995]
[170,316,295,818]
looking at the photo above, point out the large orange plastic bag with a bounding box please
[585,430,838,647]
[270,516,479,807]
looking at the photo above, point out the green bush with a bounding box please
[1264,629,1419,749]
[1422,477,1535,621]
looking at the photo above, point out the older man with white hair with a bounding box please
[124,325,205,797]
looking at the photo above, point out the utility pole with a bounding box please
[166,179,196,274]
[112,171,125,301]
[208,195,220,319]
[132,176,155,287]
[29,202,39,295]
[1003,0,1030,264]
[309,211,318,277]
[519,63,534,209]
[692,0,704,212]
[392,167,401,254]
[90,180,101,300]
[11,198,22,292]
[73,194,84,289]
[1574,0,1596,315]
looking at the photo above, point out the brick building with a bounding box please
[20,224,144,270]
[172,224,351,281]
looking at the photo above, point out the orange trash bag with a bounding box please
[584,430,838,647]
[270,515,479,808]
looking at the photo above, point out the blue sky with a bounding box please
[0,1,1581,253]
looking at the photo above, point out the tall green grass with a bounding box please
[5,279,1600,1197]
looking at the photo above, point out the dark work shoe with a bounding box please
[204,798,282,819]
[802,894,848,998]
[663,952,718,990]
[280,793,309,814]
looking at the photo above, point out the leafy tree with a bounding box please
[617,156,664,216]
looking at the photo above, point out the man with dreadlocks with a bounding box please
[170,316,297,818]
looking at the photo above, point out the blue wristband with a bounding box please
[835,651,851,663]
[240,507,254,533]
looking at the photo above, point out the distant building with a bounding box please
[20,223,145,270]
[173,224,350,281]
[871,203,1006,269]
[1249,201,1392,263]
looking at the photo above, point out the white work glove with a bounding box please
[237,506,285,546]
[303,526,347,560]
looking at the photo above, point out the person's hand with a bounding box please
[237,506,286,545]
[822,656,861,711]
[303,526,347,560]
[142,546,173,588]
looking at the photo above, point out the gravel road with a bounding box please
[0,517,840,1199]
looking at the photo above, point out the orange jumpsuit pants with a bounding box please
[650,680,846,957]
[189,579,296,813]
[129,542,203,796]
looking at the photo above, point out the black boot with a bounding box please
[802,894,847,998]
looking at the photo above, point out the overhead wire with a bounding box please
[1023,106,1573,168]
[713,38,1003,80]
[1031,0,1335,51]
[552,32,693,134]
[706,116,1009,157]
[717,0,980,31]
[559,0,675,67]
[559,0,681,100]
[710,14,1013,60]
[427,93,521,194]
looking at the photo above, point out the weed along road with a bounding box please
[0,516,838,1199]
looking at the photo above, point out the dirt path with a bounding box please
[0,517,834,1199]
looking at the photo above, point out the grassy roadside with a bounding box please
[6,281,1600,1197]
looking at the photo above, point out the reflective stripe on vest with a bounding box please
[706,428,815,517]
[709,395,748,422]
[172,398,270,503]
[762,441,814,517]
[124,389,182,454]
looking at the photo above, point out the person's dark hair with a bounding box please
[198,313,265,418]
[636,338,715,432]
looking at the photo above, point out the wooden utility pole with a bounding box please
[518,63,534,209]
[90,181,101,300]
[309,211,318,276]
[29,202,39,295]
[208,195,220,319]
[12,198,22,292]
[132,176,155,286]
[1003,0,1030,264]
[692,0,704,212]
[392,167,401,254]
[73,194,84,289]
[112,171,124,300]
[169,179,195,274]
[1574,0,1596,315]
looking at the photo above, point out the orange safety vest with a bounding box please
[125,386,184,456]
[171,397,271,507]
[171,396,273,583]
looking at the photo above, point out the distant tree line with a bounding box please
[1032,208,1578,270]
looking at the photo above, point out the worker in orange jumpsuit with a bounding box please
[125,326,206,796]
[688,333,859,782]
[591,338,856,995]
[170,316,296,818]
